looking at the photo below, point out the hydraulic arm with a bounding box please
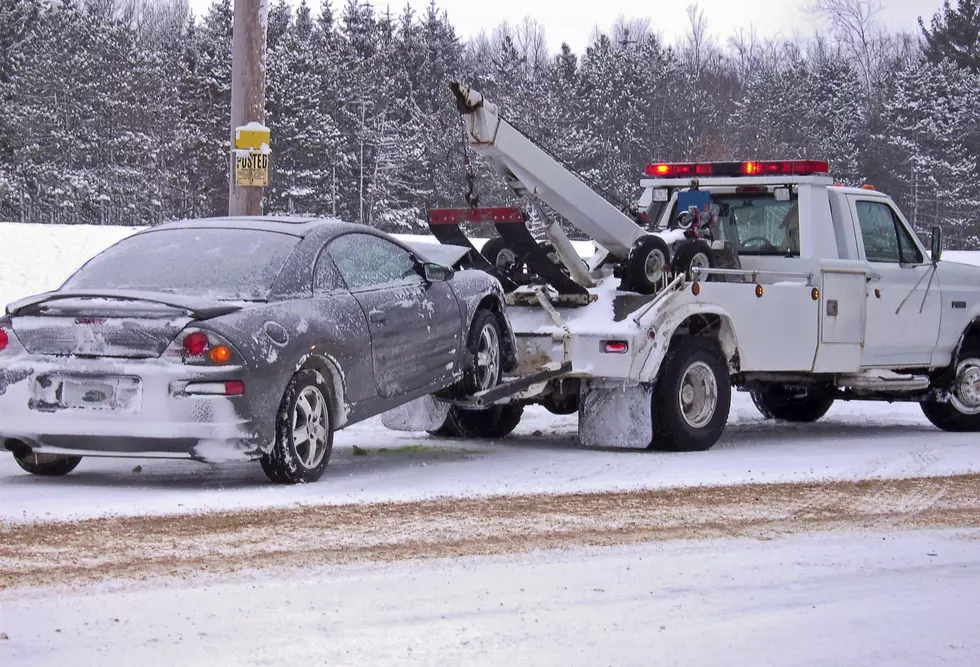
[450,82,648,259]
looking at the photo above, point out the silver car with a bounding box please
[0,216,517,483]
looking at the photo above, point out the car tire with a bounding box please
[671,240,716,282]
[625,234,671,295]
[458,309,505,396]
[650,337,731,452]
[12,451,82,476]
[428,404,525,439]
[920,357,980,432]
[750,384,835,423]
[429,308,523,438]
[260,370,334,484]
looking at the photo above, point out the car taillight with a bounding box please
[0,328,8,351]
[184,380,245,396]
[603,341,629,354]
[209,345,232,364]
[183,331,210,356]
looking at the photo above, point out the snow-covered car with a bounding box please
[0,216,516,483]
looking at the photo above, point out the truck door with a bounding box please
[849,197,941,367]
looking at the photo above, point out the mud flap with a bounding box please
[380,395,452,432]
[577,380,653,448]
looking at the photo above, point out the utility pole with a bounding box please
[228,0,268,216]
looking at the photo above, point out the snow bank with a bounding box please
[0,222,140,310]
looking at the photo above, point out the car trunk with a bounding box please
[10,297,197,359]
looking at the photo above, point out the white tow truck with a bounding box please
[384,82,980,450]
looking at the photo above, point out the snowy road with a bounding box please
[3,394,979,524]
[4,529,979,666]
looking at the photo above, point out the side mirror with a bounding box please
[931,226,943,263]
[422,262,452,282]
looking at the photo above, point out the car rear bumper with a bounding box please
[0,354,268,462]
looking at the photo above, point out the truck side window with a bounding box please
[855,201,922,264]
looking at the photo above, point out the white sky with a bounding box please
[193,0,942,54]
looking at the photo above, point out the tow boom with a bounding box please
[450,82,647,259]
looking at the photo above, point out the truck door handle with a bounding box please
[369,309,386,323]
[867,272,882,282]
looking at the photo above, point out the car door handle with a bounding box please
[369,309,386,323]
[867,272,882,282]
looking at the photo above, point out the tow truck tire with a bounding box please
[920,357,980,431]
[12,450,82,476]
[671,240,716,281]
[625,235,671,294]
[650,337,731,452]
[428,404,525,439]
[481,238,520,275]
[750,384,835,423]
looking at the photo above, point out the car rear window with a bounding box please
[62,228,300,301]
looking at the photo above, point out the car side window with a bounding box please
[327,233,419,291]
[855,201,922,264]
[313,245,342,293]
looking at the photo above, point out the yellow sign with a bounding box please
[235,125,271,150]
[235,151,269,187]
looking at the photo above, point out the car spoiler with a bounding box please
[6,289,244,319]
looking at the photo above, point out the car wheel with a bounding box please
[650,337,731,452]
[920,357,980,432]
[459,309,504,396]
[12,450,82,476]
[260,370,334,484]
[428,404,525,439]
[750,383,835,422]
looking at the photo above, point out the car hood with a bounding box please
[400,240,473,268]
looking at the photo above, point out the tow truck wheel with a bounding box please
[12,449,82,476]
[428,404,525,439]
[671,240,716,282]
[750,384,835,422]
[481,238,520,275]
[625,235,671,294]
[650,337,731,452]
[920,357,980,432]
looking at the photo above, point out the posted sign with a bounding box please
[235,151,269,187]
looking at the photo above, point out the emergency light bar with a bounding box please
[644,160,829,178]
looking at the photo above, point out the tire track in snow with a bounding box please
[2,473,979,590]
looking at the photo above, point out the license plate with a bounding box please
[34,375,142,412]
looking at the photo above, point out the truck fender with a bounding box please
[953,315,980,361]
[636,303,740,382]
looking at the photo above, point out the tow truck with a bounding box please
[383,82,980,450]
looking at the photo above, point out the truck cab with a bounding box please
[637,160,980,440]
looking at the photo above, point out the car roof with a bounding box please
[135,215,369,238]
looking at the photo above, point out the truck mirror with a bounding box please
[931,226,943,263]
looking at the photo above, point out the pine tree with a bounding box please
[920,0,980,73]
[881,58,980,247]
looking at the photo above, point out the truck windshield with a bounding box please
[711,194,800,256]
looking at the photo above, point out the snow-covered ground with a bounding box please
[2,222,980,666]
[4,529,979,666]
[1,221,979,524]
[3,395,980,524]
